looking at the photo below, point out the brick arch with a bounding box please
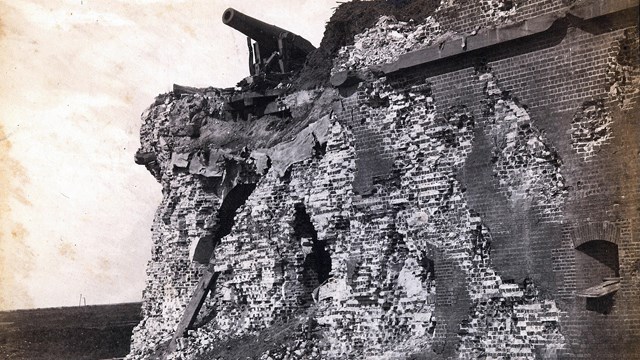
[571,221,620,249]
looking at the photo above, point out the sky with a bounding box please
[0,0,339,310]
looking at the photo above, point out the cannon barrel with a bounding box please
[222,8,315,56]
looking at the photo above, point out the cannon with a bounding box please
[222,8,316,75]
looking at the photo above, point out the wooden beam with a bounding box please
[577,278,621,298]
[168,264,220,353]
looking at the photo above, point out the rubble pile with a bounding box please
[332,16,445,74]
[294,0,440,89]
[328,0,522,75]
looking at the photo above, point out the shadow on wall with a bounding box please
[212,184,258,246]
[586,293,615,314]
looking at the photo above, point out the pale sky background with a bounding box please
[0,0,340,310]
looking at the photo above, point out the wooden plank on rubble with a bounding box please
[168,263,220,352]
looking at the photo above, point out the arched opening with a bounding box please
[576,240,619,282]
[575,240,620,313]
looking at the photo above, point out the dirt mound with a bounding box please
[294,0,440,90]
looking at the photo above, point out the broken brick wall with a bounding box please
[380,6,640,359]
[129,1,639,359]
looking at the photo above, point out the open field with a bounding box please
[0,302,142,360]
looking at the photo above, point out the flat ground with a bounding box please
[0,302,142,360]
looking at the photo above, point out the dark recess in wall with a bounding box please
[293,203,332,288]
[211,183,257,248]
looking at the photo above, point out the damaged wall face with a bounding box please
[128,1,640,359]
[478,69,567,217]
[343,75,565,358]
[570,99,612,160]
[607,28,640,110]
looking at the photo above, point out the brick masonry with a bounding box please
[128,1,640,359]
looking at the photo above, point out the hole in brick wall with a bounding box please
[161,196,179,225]
[419,252,435,282]
[199,176,223,193]
[607,28,640,109]
[292,203,332,296]
[471,224,491,259]
[312,134,327,159]
[616,29,639,67]
[480,0,515,16]
[499,0,513,11]
[473,58,491,74]
[281,167,292,183]
[334,214,350,230]
[366,94,390,108]
[346,258,358,285]
[570,99,612,158]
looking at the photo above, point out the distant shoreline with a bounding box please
[0,302,142,359]
[0,301,142,314]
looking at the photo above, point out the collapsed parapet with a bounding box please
[129,1,640,359]
[135,84,335,253]
[129,80,338,358]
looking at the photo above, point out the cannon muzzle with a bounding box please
[222,8,315,58]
